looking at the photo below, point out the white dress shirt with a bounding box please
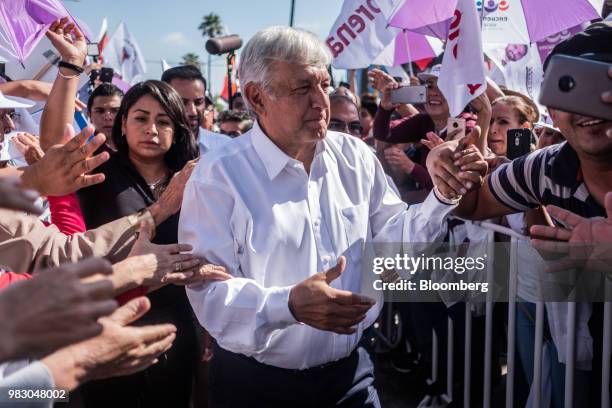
[198,127,231,155]
[179,121,457,369]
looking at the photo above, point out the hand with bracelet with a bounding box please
[46,17,87,77]
[426,126,488,201]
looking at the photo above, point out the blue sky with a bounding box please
[65,0,343,96]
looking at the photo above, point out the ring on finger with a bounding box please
[175,262,181,272]
[80,146,86,155]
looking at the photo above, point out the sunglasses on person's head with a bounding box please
[328,119,363,136]
[220,129,242,137]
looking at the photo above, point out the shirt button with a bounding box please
[313,219,320,227]
[323,255,331,263]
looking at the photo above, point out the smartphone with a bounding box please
[87,43,100,57]
[99,67,114,83]
[539,55,612,121]
[446,118,466,140]
[506,128,532,160]
[390,85,427,105]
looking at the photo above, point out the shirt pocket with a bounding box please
[338,202,369,263]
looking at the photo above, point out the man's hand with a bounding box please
[21,124,109,196]
[384,147,416,175]
[46,17,87,67]
[529,192,612,274]
[42,297,176,390]
[288,256,375,335]
[150,157,199,225]
[0,176,41,214]
[426,126,488,199]
[112,221,231,290]
[12,133,44,165]
[603,66,612,138]
[0,258,117,361]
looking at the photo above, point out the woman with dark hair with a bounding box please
[76,80,200,407]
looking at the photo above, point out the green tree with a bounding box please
[198,13,223,92]
[181,52,201,69]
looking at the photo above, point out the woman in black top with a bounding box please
[77,80,199,407]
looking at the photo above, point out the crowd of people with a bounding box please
[0,10,610,408]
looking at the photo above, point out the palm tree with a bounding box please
[181,52,201,69]
[198,13,223,92]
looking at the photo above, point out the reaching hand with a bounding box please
[22,124,109,196]
[42,297,176,390]
[426,126,488,199]
[529,192,612,274]
[153,157,200,224]
[288,257,375,334]
[367,69,397,93]
[46,17,87,67]
[0,258,117,361]
[384,147,415,175]
[12,133,44,165]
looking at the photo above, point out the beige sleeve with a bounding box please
[0,209,138,274]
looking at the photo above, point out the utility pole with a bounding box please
[289,0,296,27]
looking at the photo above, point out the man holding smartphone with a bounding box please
[428,22,612,407]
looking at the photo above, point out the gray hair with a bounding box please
[237,26,331,108]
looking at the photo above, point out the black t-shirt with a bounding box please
[77,149,189,312]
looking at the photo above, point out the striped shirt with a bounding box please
[488,142,605,218]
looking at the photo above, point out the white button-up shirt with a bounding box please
[179,121,456,369]
[198,127,231,155]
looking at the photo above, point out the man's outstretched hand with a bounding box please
[288,256,375,335]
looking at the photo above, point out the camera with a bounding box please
[558,75,575,92]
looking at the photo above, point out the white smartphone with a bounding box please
[390,85,427,105]
[446,118,466,140]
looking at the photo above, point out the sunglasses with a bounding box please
[328,119,363,136]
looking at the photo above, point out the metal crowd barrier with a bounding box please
[418,219,612,408]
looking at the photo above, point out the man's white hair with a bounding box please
[237,26,331,108]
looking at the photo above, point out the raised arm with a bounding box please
[40,17,88,150]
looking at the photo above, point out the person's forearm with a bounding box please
[475,115,490,155]
[372,106,393,141]
[41,350,84,391]
[0,80,44,99]
[485,77,504,102]
[40,66,81,150]
[452,190,481,219]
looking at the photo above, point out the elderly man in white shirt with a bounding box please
[179,26,486,407]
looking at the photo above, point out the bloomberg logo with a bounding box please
[476,0,510,12]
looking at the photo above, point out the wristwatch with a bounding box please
[129,208,156,240]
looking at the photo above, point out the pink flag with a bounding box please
[437,0,486,117]
[0,0,88,64]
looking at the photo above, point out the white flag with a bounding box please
[438,0,486,117]
[326,0,401,69]
[102,22,146,84]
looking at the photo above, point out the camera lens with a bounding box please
[558,76,575,93]
[453,122,458,128]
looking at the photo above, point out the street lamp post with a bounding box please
[289,0,296,27]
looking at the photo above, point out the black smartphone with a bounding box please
[99,67,114,83]
[539,54,612,121]
[506,128,532,160]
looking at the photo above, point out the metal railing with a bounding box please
[417,219,612,408]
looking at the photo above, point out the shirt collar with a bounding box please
[251,120,327,180]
